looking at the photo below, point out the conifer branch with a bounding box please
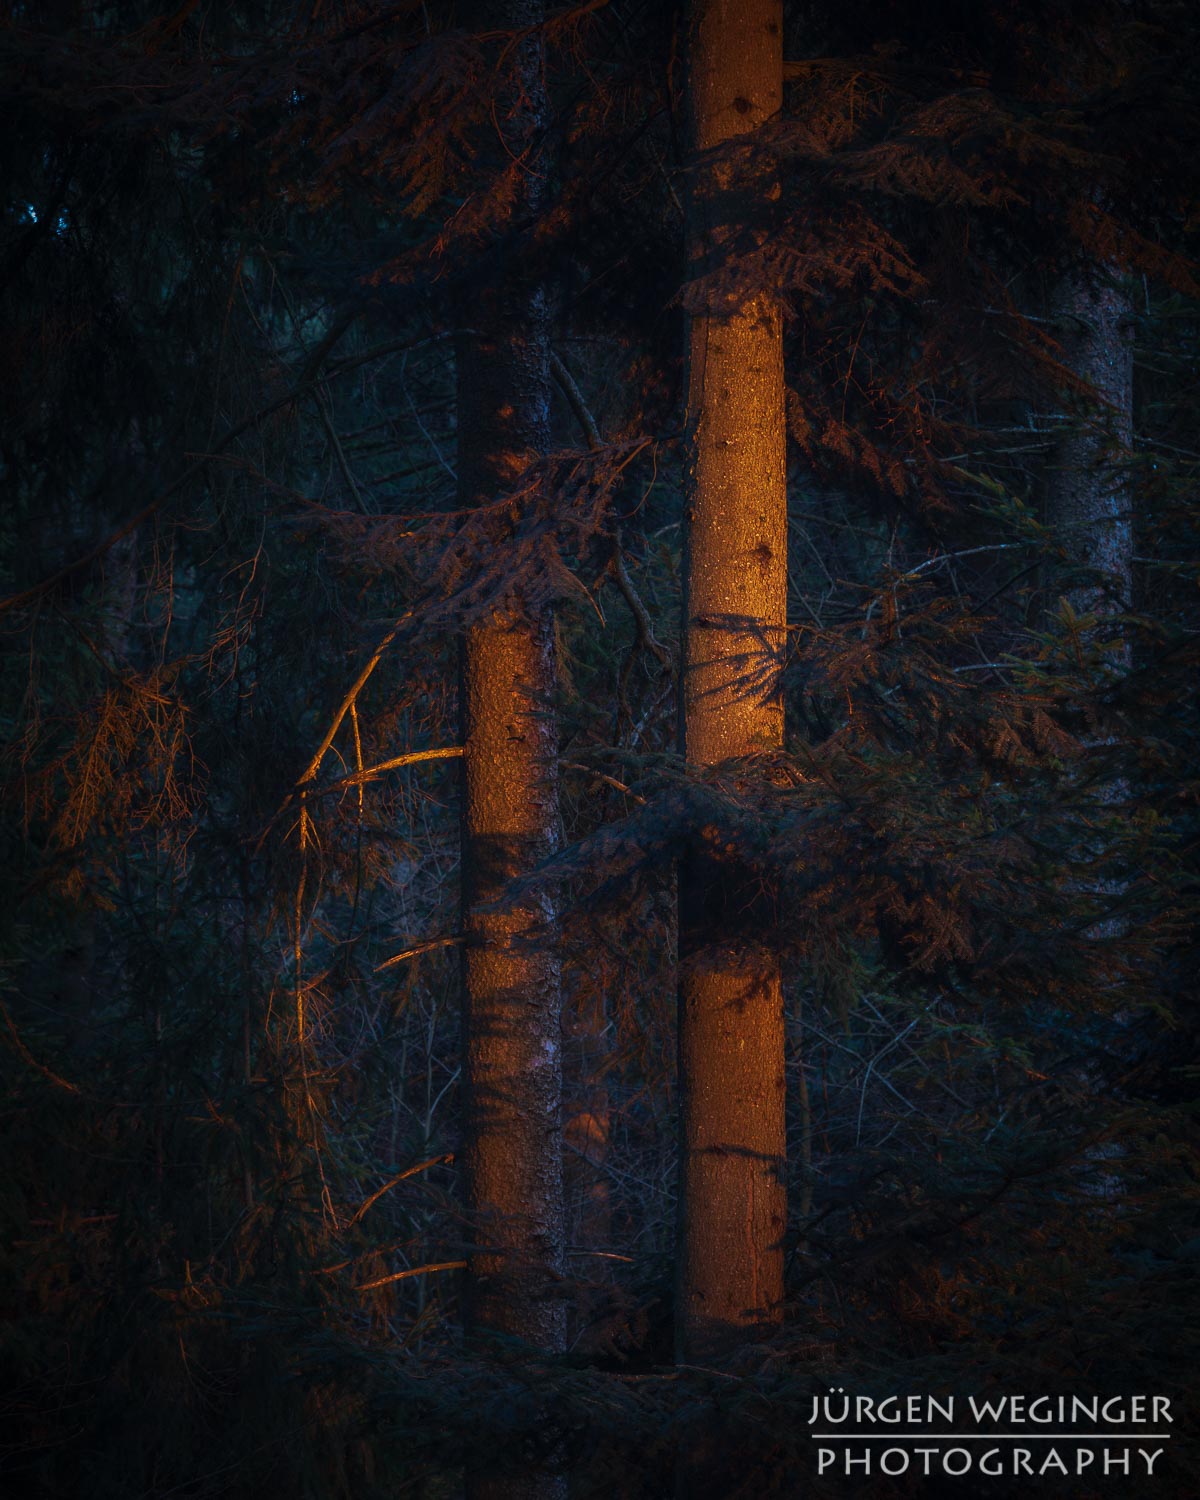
[0,331,458,620]
[550,348,670,671]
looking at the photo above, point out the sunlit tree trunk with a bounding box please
[459,593,563,1358]
[676,0,788,1363]
[456,3,565,1496]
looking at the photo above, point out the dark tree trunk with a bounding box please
[1048,269,1134,647]
[1045,267,1136,1187]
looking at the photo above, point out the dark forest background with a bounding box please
[2,1,1199,1497]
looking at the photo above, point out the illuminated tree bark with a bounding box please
[455,4,565,1494]
[459,590,563,1359]
[677,0,788,1362]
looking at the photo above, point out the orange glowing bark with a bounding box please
[455,8,566,1494]
[677,0,788,1362]
[459,584,564,1355]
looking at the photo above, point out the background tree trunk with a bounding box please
[1048,268,1134,646]
[1046,266,1135,1172]
[676,0,788,1364]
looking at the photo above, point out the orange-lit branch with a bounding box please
[355,1260,467,1292]
[304,745,463,802]
[293,615,414,790]
[348,1154,455,1227]
[376,935,465,972]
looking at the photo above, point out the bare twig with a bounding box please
[303,746,463,802]
[1,997,81,1094]
[376,935,465,973]
[561,760,647,805]
[293,617,415,792]
[550,349,602,451]
[611,549,671,667]
[355,1260,467,1292]
[348,1154,455,1227]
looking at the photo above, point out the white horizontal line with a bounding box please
[810,1435,1171,1441]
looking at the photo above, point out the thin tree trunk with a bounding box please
[1048,268,1134,646]
[456,3,565,1496]
[676,0,788,1364]
[1047,267,1134,841]
[551,356,617,1313]
[1047,266,1134,1159]
[565,992,613,1263]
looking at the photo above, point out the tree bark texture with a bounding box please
[1048,263,1135,959]
[564,995,613,1263]
[677,0,788,1364]
[455,0,566,1420]
[1045,267,1135,1157]
[459,597,563,1355]
[1049,269,1134,648]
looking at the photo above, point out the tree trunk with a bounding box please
[1045,268,1136,1206]
[1047,266,1135,830]
[564,989,613,1274]
[459,593,564,1356]
[456,3,565,1496]
[676,0,788,1364]
[1048,269,1134,647]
